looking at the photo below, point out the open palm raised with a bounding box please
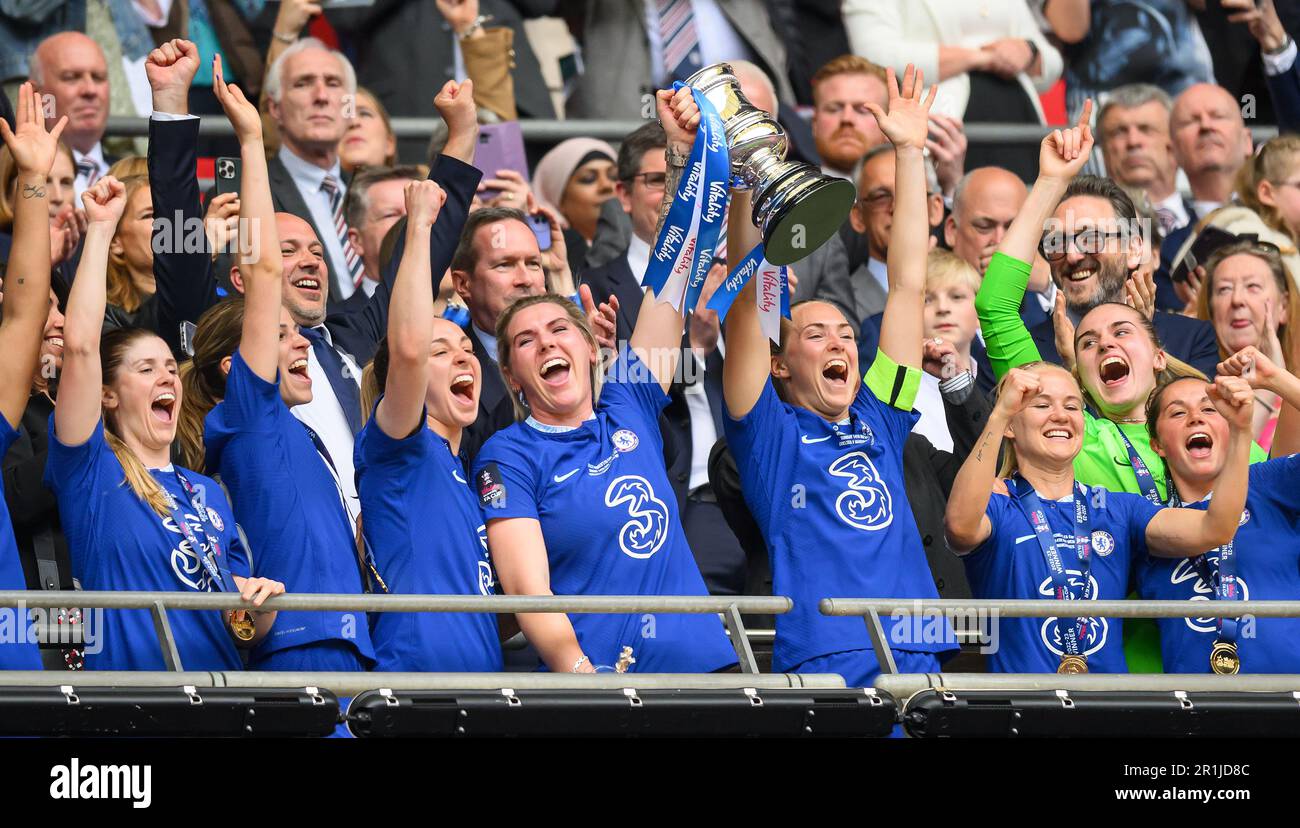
[0,82,67,176]
[865,65,937,151]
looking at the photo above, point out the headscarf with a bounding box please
[530,137,617,227]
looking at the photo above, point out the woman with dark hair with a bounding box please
[531,137,618,246]
[353,178,502,673]
[945,362,1254,673]
[472,88,734,675]
[191,57,375,678]
[1141,347,1300,673]
[45,170,283,671]
[722,66,955,687]
[0,83,68,670]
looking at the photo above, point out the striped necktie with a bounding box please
[75,158,99,190]
[656,0,702,83]
[320,174,366,291]
[1155,205,1178,235]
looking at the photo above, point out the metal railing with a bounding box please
[822,597,1300,697]
[102,115,1285,145]
[0,590,789,682]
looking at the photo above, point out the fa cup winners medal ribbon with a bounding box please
[1008,477,1095,672]
[1168,489,1244,674]
[644,83,730,313]
[706,242,791,344]
[166,471,251,641]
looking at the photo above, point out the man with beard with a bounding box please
[1027,175,1218,378]
[809,55,888,181]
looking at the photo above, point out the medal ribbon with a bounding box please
[167,470,238,594]
[1113,422,1167,506]
[706,242,791,344]
[643,83,730,313]
[1008,477,1095,657]
[1168,488,1240,646]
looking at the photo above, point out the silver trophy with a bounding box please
[684,63,856,266]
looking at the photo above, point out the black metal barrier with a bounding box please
[346,687,897,738]
[904,689,1300,738]
[0,686,341,737]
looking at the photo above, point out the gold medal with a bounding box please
[1057,654,1088,674]
[614,646,636,674]
[229,610,256,642]
[1210,641,1240,675]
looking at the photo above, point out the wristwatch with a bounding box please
[1024,39,1040,73]
[457,13,493,40]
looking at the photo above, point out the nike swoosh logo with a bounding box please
[553,469,580,484]
[453,470,467,484]
[801,435,833,444]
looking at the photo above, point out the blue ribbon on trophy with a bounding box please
[706,242,791,344]
[643,83,730,313]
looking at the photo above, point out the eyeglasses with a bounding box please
[857,190,894,211]
[1038,228,1127,261]
[626,172,667,191]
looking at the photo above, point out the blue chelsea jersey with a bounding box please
[203,350,374,666]
[44,417,249,671]
[0,415,42,669]
[724,352,953,672]
[472,349,735,673]
[1139,455,1300,673]
[965,487,1161,673]
[354,408,503,672]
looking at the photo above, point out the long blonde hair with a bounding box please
[100,328,173,517]
[106,174,152,313]
[495,293,603,421]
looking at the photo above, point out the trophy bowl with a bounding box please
[684,64,856,266]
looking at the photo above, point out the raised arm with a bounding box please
[145,39,220,358]
[374,180,446,438]
[869,65,937,371]
[55,177,127,447]
[1217,344,1300,457]
[0,83,65,427]
[945,367,1040,553]
[975,101,1093,379]
[720,190,768,419]
[628,86,701,395]
[1146,377,1255,555]
[214,56,281,382]
[486,517,595,673]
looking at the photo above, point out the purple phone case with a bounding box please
[474,121,530,201]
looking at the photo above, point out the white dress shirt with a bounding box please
[626,233,652,286]
[472,323,499,364]
[278,145,357,301]
[72,144,108,199]
[290,326,362,534]
[866,256,889,297]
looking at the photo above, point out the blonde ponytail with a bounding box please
[104,428,172,517]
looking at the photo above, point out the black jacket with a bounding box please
[710,381,993,601]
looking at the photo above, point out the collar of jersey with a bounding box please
[525,414,596,434]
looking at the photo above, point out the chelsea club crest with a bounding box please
[612,429,639,453]
[1090,530,1115,557]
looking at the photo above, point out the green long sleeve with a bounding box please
[974,251,1044,379]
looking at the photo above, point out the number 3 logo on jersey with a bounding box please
[827,451,893,531]
[604,475,670,559]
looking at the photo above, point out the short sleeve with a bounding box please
[963,489,1015,564]
[1116,492,1161,556]
[598,347,671,430]
[218,350,287,433]
[722,378,797,527]
[44,415,111,498]
[1250,454,1300,513]
[473,432,540,522]
[355,404,429,477]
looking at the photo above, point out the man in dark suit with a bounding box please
[263,37,366,311]
[326,0,556,131]
[1034,175,1219,378]
[582,121,747,595]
